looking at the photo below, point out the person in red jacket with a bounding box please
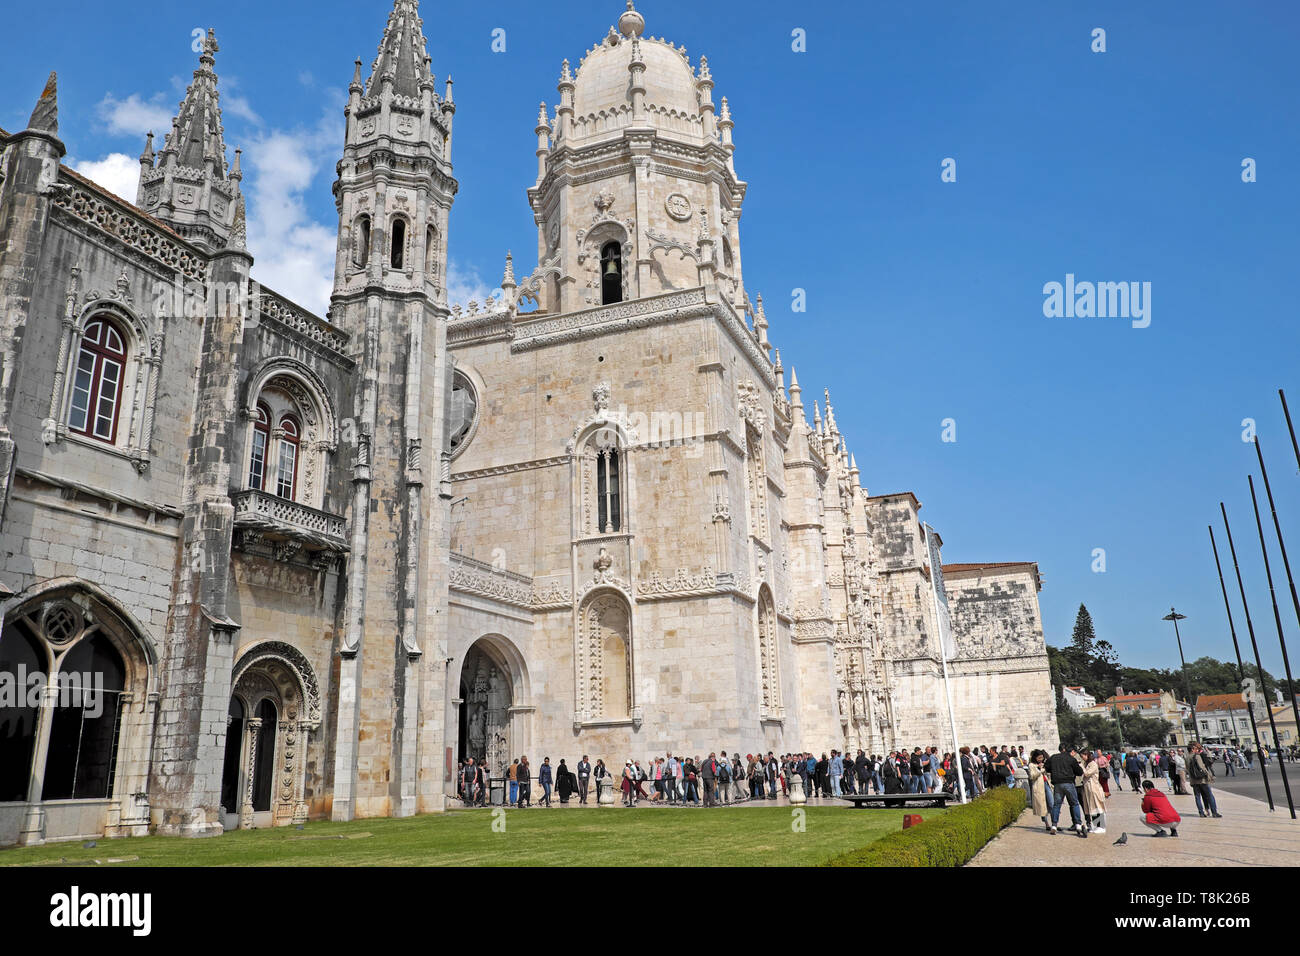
[1139,779,1181,837]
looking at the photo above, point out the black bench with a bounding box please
[839,792,954,809]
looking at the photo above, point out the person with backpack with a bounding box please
[716,752,732,804]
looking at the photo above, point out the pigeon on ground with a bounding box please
[82,841,97,849]
[1112,832,1128,846]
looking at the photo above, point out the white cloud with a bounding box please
[97,93,173,139]
[446,260,493,307]
[72,153,139,201]
[243,107,343,315]
[223,94,261,126]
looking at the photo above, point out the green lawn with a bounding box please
[0,804,945,867]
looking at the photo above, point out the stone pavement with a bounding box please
[968,784,1300,867]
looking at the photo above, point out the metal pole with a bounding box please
[1253,437,1300,735]
[922,523,967,805]
[1164,609,1200,744]
[1281,390,1300,474]
[1222,501,1295,818]
[1210,522,1274,811]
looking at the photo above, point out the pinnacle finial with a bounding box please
[502,250,516,288]
[231,148,242,182]
[27,71,58,133]
[351,57,363,88]
[618,0,645,37]
[139,131,155,165]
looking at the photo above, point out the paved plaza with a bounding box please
[969,783,1300,867]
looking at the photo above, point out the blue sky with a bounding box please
[3,1,1299,677]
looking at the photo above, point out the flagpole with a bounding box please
[1252,437,1300,736]
[1221,500,1295,818]
[923,522,967,805]
[1281,390,1300,474]
[1209,523,1274,811]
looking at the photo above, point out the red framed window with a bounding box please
[248,403,271,490]
[275,415,299,500]
[67,318,126,443]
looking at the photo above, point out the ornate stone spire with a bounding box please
[27,72,58,133]
[138,30,242,252]
[824,388,838,435]
[366,0,434,98]
[502,250,516,292]
[789,367,803,414]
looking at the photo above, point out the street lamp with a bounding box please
[1163,608,1201,744]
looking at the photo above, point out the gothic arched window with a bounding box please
[578,426,629,537]
[390,217,407,270]
[447,370,478,457]
[247,403,271,490]
[352,214,371,268]
[600,241,623,305]
[67,317,127,444]
[275,414,300,500]
[596,446,621,533]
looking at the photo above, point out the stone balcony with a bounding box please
[231,490,349,560]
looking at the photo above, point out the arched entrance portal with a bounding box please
[458,639,519,779]
[219,643,321,830]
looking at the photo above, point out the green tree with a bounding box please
[1121,713,1174,747]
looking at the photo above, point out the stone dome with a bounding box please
[570,16,705,142]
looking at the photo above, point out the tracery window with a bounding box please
[0,595,146,809]
[446,370,478,457]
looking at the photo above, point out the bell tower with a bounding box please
[328,0,458,820]
[524,2,748,314]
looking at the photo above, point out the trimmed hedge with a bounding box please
[822,786,1026,867]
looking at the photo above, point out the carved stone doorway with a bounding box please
[458,641,516,779]
[218,644,320,830]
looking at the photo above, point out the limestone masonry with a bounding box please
[0,1,1056,845]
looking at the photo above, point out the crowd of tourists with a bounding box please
[1022,741,1227,839]
[453,743,1051,809]
[453,738,1259,822]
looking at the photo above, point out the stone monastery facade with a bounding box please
[0,1,1055,844]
